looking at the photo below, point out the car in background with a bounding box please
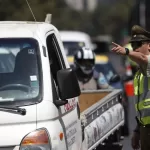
[95,55,123,89]
[92,35,134,97]
[60,31,94,56]
[92,35,112,53]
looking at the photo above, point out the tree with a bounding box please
[89,0,135,41]
[0,0,135,42]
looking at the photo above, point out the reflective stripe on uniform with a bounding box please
[148,78,150,89]
[135,98,150,111]
[140,109,150,118]
[134,75,150,104]
[134,72,144,95]
[134,91,150,105]
[134,71,150,125]
[141,116,150,125]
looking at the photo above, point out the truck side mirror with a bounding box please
[57,68,81,100]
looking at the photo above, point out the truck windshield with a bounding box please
[0,38,41,105]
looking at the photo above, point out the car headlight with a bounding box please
[20,128,51,150]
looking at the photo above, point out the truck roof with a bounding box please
[0,21,57,38]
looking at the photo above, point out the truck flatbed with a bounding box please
[79,89,124,149]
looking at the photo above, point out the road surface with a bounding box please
[121,96,137,150]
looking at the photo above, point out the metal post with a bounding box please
[83,0,87,10]
[139,0,146,28]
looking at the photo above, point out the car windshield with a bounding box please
[95,62,116,81]
[0,38,41,104]
[63,41,85,56]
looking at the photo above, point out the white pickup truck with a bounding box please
[0,19,124,150]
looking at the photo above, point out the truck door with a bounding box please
[46,32,82,150]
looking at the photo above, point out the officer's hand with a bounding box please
[111,42,126,55]
[131,132,140,150]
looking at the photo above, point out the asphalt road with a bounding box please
[121,96,137,150]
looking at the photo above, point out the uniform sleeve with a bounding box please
[146,55,150,77]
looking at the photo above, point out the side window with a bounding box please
[46,33,65,100]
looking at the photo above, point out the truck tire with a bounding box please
[113,129,122,142]
[96,143,123,150]
[105,128,121,143]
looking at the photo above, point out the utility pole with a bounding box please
[83,0,87,10]
[145,0,150,30]
[139,0,146,28]
[128,0,150,31]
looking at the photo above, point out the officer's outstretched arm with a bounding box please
[128,51,148,66]
[111,42,148,67]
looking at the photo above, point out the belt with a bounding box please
[140,124,150,128]
[135,117,150,128]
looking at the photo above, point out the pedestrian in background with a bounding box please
[73,47,111,90]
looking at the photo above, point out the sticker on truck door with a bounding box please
[64,98,76,112]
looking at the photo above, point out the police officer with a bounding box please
[111,25,150,150]
[73,47,111,90]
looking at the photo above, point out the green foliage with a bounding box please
[0,0,135,41]
[89,0,135,37]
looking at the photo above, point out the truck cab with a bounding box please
[0,21,82,150]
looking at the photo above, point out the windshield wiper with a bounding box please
[0,106,26,115]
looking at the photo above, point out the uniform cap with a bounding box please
[130,25,150,42]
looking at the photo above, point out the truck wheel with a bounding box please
[121,124,129,136]
[111,129,121,143]
[95,143,123,150]
[102,128,121,144]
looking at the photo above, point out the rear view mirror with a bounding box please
[57,68,81,100]
[109,74,120,83]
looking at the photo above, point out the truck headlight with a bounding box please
[20,128,51,150]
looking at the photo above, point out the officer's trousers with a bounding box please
[140,126,150,150]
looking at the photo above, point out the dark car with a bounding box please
[95,61,123,89]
